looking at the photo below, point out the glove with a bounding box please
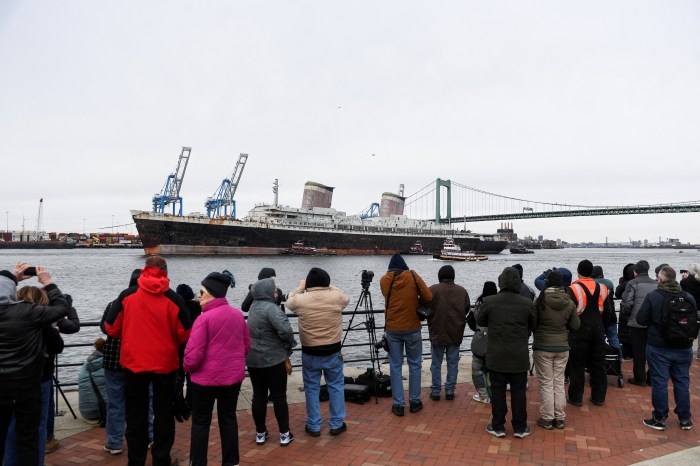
[173,371,190,423]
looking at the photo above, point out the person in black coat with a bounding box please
[615,263,635,359]
[241,268,285,312]
[680,264,700,360]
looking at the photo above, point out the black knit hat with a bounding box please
[546,270,563,288]
[202,271,235,298]
[438,265,455,281]
[305,267,331,289]
[591,266,604,279]
[577,260,594,277]
[512,263,524,279]
[482,281,498,297]
[176,284,195,300]
[0,270,17,285]
[634,260,650,274]
[258,267,276,280]
[388,254,409,271]
[654,263,669,277]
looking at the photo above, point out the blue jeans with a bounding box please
[430,344,460,396]
[386,329,423,406]
[47,378,55,439]
[104,370,154,449]
[605,324,620,349]
[646,344,692,420]
[3,378,51,466]
[301,352,345,431]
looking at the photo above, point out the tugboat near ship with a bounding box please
[433,238,488,262]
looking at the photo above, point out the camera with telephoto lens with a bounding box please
[375,334,390,352]
[361,270,374,288]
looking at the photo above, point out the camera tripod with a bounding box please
[342,276,383,403]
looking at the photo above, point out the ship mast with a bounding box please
[273,179,279,206]
[34,198,43,241]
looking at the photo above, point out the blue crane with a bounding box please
[152,147,191,216]
[205,153,248,219]
[359,202,380,219]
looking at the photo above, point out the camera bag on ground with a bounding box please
[344,383,371,404]
[659,290,699,347]
[319,376,358,402]
[355,368,392,397]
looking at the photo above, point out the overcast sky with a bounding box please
[1,1,698,244]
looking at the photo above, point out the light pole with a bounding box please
[111,215,114,234]
[5,211,8,233]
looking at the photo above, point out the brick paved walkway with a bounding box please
[45,359,700,465]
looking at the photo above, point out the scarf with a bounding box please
[657,280,681,294]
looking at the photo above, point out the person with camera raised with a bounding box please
[286,267,349,436]
[427,265,470,401]
[0,262,70,465]
[380,254,432,416]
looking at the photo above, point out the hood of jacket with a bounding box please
[251,277,276,302]
[498,267,521,293]
[0,275,19,305]
[388,254,409,271]
[137,266,170,294]
[86,351,104,372]
[544,287,573,311]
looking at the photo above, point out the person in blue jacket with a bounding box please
[78,338,108,425]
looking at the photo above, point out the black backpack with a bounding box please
[660,291,699,347]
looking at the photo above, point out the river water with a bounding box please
[1,248,696,384]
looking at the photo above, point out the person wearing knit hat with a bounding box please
[103,256,192,465]
[590,266,620,359]
[470,281,498,404]
[176,283,202,410]
[566,259,615,407]
[680,263,700,359]
[654,263,669,278]
[511,264,535,300]
[477,267,537,438]
[185,270,249,466]
[286,269,350,436]
[620,259,657,387]
[532,270,579,430]
[380,255,432,417]
[241,268,285,313]
[427,265,470,401]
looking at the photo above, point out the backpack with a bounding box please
[660,291,699,347]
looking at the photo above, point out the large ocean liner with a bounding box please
[133,182,507,255]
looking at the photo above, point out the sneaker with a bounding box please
[329,423,347,436]
[445,393,455,401]
[486,423,506,438]
[279,431,294,446]
[643,417,666,431]
[472,393,490,404]
[391,404,405,417]
[45,437,61,454]
[103,445,123,455]
[429,393,440,401]
[536,418,553,430]
[514,426,532,438]
[680,419,693,430]
[148,440,153,449]
[305,425,321,437]
[255,431,269,445]
[409,400,423,413]
[553,419,565,430]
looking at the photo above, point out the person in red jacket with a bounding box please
[104,256,191,466]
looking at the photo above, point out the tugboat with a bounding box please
[289,241,317,255]
[407,241,425,254]
[510,246,534,254]
[433,238,488,262]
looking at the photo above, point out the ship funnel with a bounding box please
[380,192,405,217]
[302,181,334,209]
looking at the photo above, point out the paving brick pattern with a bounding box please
[45,359,700,465]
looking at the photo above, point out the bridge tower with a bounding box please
[435,178,451,224]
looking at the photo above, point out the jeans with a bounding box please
[189,382,241,466]
[471,355,490,399]
[646,344,692,420]
[0,383,41,466]
[605,324,620,349]
[301,352,345,431]
[2,379,51,466]
[105,370,154,449]
[385,330,423,406]
[124,370,175,466]
[489,371,528,433]
[430,344,460,396]
[533,350,569,421]
[248,362,289,434]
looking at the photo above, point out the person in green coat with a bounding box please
[477,267,537,439]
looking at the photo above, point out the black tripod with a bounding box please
[342,270,382,403]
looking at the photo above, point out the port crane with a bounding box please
[205,153,248,219]
[152,147,192,216]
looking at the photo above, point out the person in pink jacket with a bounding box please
[184,271,250,466]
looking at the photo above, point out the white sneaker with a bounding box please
[473,393,490,404]
[279,431,294,446]
[255,431,269,445]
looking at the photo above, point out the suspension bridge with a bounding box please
[403,178,700,224]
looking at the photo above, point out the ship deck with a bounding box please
[45,357,700,465]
